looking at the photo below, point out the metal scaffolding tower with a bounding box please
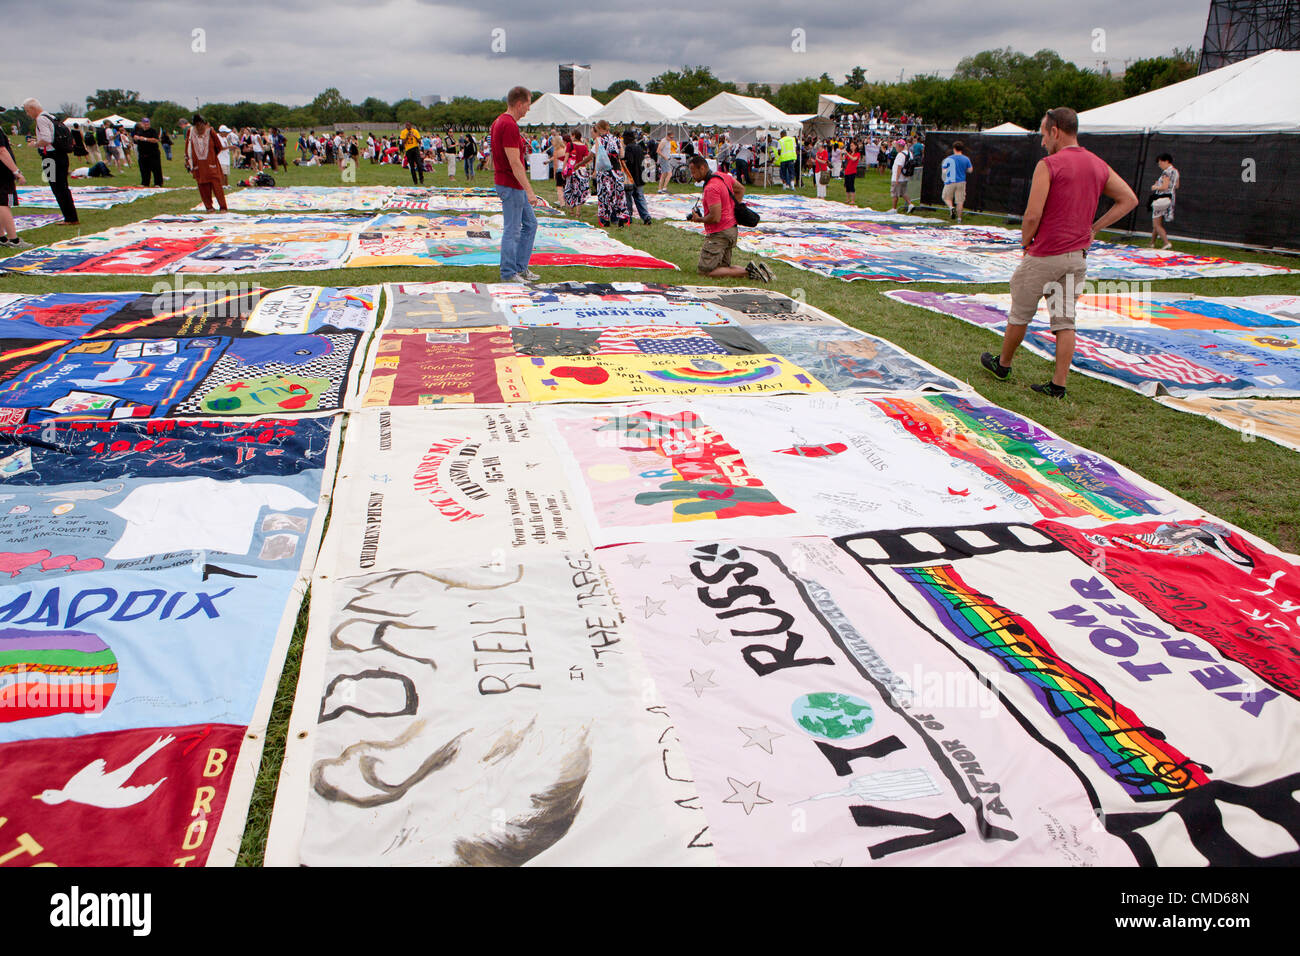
[1199,0,1300,72]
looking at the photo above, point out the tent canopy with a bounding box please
[94,114,137,128]
[1077,50,1300,133]
[682,92,803,131]
[62,117,90,128]
[817,93,858,117]
[985,121,1031,134]
[520,93,602,128]
[590,90,687,125]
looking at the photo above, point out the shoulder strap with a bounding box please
[703,172,737,207]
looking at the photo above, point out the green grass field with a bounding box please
[4,143,1298,865]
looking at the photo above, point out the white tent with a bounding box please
[985,121,1031,134]
[62,117,90,128]
[1077,49,1300,133]
[817,93,858,117]
[681,92,803,131]
[93,114,137,128]
[520,93,602,128]
[590,90,687,125]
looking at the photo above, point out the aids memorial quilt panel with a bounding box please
[0,416,340,866]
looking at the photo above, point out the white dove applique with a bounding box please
[34,734,175,808]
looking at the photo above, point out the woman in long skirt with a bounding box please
[562,129,591,210]
[592,120,629,227]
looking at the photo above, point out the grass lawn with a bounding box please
[5,142,1299,865]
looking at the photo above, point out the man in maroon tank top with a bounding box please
[981,107,1138,397]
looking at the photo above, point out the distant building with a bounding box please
[420,95,444,107]
[559,64,592,96]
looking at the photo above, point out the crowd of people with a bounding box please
[293,127,497,185]
[3,88,1190,408]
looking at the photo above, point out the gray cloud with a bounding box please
[1,0,1209,109]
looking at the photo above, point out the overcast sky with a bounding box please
[2,0,1212,110]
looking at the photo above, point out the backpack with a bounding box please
[704,173,760,227]
[49,117,73,154]
[902,153,917,177]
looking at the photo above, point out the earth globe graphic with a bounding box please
[791,692,874,740]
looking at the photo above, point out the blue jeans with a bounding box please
[495,185,537,280]
[780,160,794,186]
[625,185,651,223]
[464,156,475,178]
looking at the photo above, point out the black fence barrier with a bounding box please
[922,131,1299,250]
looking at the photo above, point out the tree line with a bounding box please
[2,46,1197,135]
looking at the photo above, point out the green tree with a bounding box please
[391,98,424,124]
[359,97,395,122]
[225,101,269,129]
[86,89,141,112]
[1,107,32,135]
[845,66,868,89]
[646,66,736,108]
[773,75,836,115]
[145,101,187,132]
[595,79,642,103]
[310,87,356,124]
[1122,53,1197,97]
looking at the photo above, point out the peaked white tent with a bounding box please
[682,92,802,131]
[985,121,1031,134]
[1077,50,1300,133]
[520,93,603,128]
[590,90,687,125]
[92,114,137,128]
[62,117,90,128]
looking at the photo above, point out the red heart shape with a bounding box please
[552,365,610,386]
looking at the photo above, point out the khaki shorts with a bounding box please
[1009,250,1088,332]
[942,182,966,205]
[698,227,738,273]
[890,179,908,198]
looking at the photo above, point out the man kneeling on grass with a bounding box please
[685,154,772,283]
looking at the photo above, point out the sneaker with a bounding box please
[906,203,916,214]
[949,206,956,219]
[980,352,1011,380]
[1160,240,1172,251]
[4,238,33,249]
[1030,382,1068,399]
[745,261,773,284]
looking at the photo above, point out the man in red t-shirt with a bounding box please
[490,86,545,281]
[981,106,1138,398]
[685,154,772,282]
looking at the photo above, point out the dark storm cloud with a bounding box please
[1,0,1210,109]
